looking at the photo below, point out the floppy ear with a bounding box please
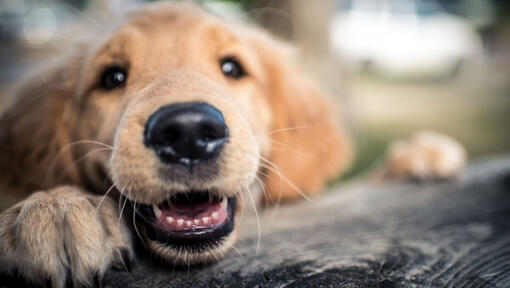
[0,54,83,200]
[256,38,353,204]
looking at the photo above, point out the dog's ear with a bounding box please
[0,54,83,198]
[253,35,353,204]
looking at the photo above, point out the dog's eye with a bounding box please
[220,57,246,79]
[100,66,127,90]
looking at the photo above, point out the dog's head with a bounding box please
[2,2,351,264]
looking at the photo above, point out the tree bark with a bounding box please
[4,156,510,287]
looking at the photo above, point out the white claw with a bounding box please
[194,219,200,225]
[166,216,174,224]
[177,219,184,226]
[186,220,192,226]
[202,217,209,224]
[211,212,218,220]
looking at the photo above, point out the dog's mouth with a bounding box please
[133,191,236,249]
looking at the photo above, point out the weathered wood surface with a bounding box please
[3,156,510,287]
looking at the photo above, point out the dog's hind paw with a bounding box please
[0,186,132,288]
[379,130,467,182]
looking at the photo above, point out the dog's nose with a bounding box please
[144,102,229,166]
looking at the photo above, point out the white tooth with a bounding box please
[220,198,228,210]
[177,219,184,226]
[202,217,209,224]
[153,205,162,218]
[166,217,174,223]
[194,219,200,225]
[186,220,192,226]
[211,212,218,220]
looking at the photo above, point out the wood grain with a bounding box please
[2,156,510,287]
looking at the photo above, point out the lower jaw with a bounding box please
[134,197,238,260]
[145,229,239,265]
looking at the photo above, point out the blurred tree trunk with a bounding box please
[290,0,332,56]
[246,0,349,112]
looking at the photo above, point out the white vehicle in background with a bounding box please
[330,0,485,77]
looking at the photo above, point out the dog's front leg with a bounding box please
[0,186,132,288]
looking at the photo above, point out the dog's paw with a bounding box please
[379,131,467,182]
[0,186,132,288]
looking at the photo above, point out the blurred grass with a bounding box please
[337,68,510,182]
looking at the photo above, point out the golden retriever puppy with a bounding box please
[0,2,351,287]
[0,2,465,287]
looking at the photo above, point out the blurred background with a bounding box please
[1,0,509,182]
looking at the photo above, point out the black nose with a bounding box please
[144,102,229,166]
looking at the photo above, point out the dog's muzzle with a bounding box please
[136,101,236,253]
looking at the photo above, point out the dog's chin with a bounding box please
[129,190,238,264]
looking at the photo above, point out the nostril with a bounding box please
[199,122,227,143]
[160,125,182,144]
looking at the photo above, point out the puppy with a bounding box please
[0,2,465,287]
[0,2,351,287]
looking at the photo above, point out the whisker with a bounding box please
[254,175,269,204]
[259,156,311,202]
[117,183,128,216]
[256,169,279,201]
[132,202,147,248]
[257,169,285,218]
[171,250,179,278]
[257,167,286,224]
[62,140,114,150]
[94,182,117,215]
[210,241,223,262]
[268,138,298,150]
[260,162,306,202]
[118,185,130,227]
[267,138,311,157]
[238,187,246,222]
[45,140,113,178]
[186,254,191,279]
[62,147,112,172]
[268,124,315,135]
[246,185,262,255]
[231,244,244,258]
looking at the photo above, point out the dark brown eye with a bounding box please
[100,66,127,90]
[220,57,246,79]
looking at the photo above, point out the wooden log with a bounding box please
[2,156,510,287]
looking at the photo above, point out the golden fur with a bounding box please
[0,2,351,287]
[0,2,465,287]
